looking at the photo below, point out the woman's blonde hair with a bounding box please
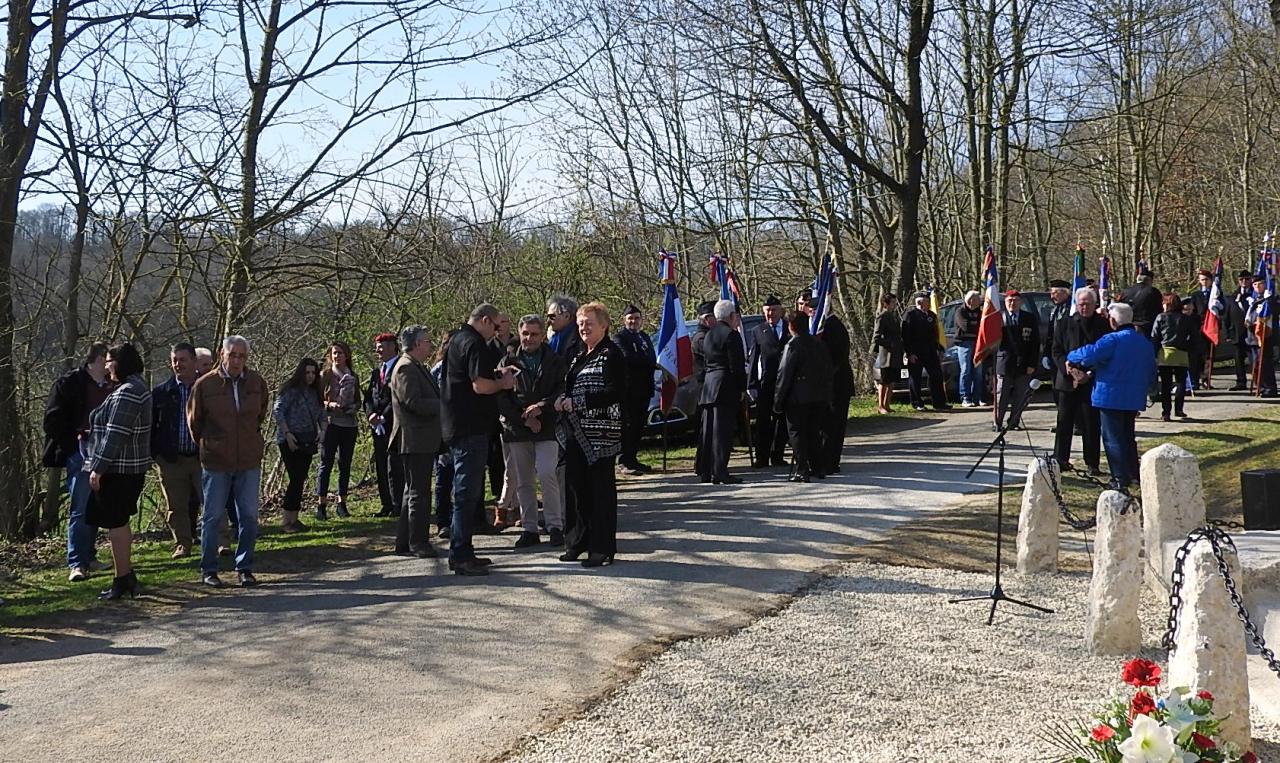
[577,301,611,329]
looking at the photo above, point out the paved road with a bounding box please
[1,391,1271,762]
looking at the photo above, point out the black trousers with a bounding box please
[317,425,357,497]
[907,352,945,407]
[698,401,738,481]
[1235,341,1251,385]
[1254,344,1278,393]
[563,443,617,556]
[397,452,433,552]
[1053,387,1100,470]
[822,385,852,472]
[279,443,314,512]
[752,389,788,465]
[620,394,649,466]
[785,403,824,476]
[487,430,505,498]
[371,432,404,514]
[1158,366,1188,416]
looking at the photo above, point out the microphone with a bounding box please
[1027,378,1043,391]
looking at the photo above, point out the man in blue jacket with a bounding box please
[1066,302,1157,489]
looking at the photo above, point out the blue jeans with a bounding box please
[200,468,261,574]
[448,434,489,562]
[955,340,984,404]
[1098,408,1139,487]
[65,447,97,569]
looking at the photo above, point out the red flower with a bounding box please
[1130,690,1157,717]
[1121,658,1162,687]
[1090,725,1116,742]
[1241,753,1258,763]
[1196,690,1214,701]
[1190,732,1215,749]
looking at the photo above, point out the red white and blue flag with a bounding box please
[974,245,1002,364]
[1202,256,1224,346]
[808,252,835,335]
[655,252,693,412]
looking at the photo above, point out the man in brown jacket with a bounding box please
[188,335,270,588]
[389,325,442,558]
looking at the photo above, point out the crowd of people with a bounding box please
[38,264,1276,600]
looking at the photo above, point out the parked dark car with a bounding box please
[646,314,766,432]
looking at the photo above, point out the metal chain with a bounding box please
[1161,526,1280,678]
[1030,452,1139,531]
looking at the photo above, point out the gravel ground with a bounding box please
[509,562,1280,763]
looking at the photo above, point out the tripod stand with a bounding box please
[949,381,1054,625]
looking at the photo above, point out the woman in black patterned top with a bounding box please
[84,342,153,600]
[554,302,624,567]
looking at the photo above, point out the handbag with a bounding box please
[293,437,319,455]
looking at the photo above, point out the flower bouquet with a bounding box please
[1048,658,1257,763]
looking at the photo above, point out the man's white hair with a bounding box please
[713,299,736,321]
[222,335,251,353]
[194,346,214,361]
[964,289,981,303]
[1108,302,1133,325]
[1074,287,1098,305]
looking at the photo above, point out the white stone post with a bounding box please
[1016,457,1059,573]
[1086,491,1142,654]
[1140,444,1207,594]
[1166,538,1252,748]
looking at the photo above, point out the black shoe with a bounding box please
[809,471,826,480]
[374,508,393,518]
[437,526,451,539]
[797,475,811,483]
[452,560,490,576]
[1050,426,1058,433]
[548,528,564,547]
[1230,384,1248,391]
[633,462,653,473]
[411,544,438,559]
[335,503,351,518]
[315,506,329,521]
[238,571,259,587]
[581,553,614,568]
[98,571,138,600]
[202,573,225,588]
[698,475,713,484]
[714,475,743,485]
[933,404,952,411]
[447,556,492,571]
[394,548,415,557]
[559,550,584,562]
[1175,411,1188,418]
[752,461,770,468]
[1161,414,1171,422]
[514,531,541,549]
[1088,466,1103,477]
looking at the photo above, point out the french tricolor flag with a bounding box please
[654,253,693,412]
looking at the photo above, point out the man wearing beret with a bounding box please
[747,295,790,467]
[614,304,656,475]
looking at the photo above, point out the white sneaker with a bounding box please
[68,567,87,582]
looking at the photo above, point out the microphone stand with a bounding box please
[949,378,1055,625]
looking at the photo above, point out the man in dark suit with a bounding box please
[1051,287,1110,473]
[614,304,656,475]
[901,292,949,412]
[774,311,832,481]
[1187,269,1214,389]
[1119,265,1163,339]
[389,324,442,558]
[690,300,717,479]
[698,299,746,485]
[747,295,789,467]
[1043,280,1071,419]
[366,332,404,518]
[797,289,854,474]
[994,290,1040,432]
[1230,270,1254,390]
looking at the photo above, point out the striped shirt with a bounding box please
[176,378,197,454]
[84,374,153,475]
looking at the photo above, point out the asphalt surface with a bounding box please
[1,390,1272,762]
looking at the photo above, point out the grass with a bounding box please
[0,494,393,628]
[848,404,1280,573]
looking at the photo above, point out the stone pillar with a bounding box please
[1017,457,1059,573]
[1086,490,1142,654]
[1141,444,1207,594]
[1166,538,1252,748]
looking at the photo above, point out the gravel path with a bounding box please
[510,562,1280,763]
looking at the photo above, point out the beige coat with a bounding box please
[188,368,269,472]
[388,355,441,455]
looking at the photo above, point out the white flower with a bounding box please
[1117,714,1179,763]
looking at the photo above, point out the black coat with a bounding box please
[612,328,656,401]
[1231,287,1252,345]
[1152,311,1194,352]
[1043,300,1070,360]
[873,311,904,356]
[1120,282,1164,329]
[364,363,395,431]
[699,321,747,406]
[1051,312,1111,392]
[691,324,710,383]
[901,308,942,356]
[774,333,833,412]
[747,319,789,398]
[818,314,854,397]
[996,309,1040,377]
[41,365,92,467]
[497,345,567,442]
[151,376,198,463]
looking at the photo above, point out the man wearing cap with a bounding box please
[747,295,790,466]
[901,292,949,412]
[366,331,404,517]
[1244,275,1279,397]
[1230,269,1255,390]
[797,289,854,473]
[614,304,656,475]
[1119,265,1163,340]
[994,290,1040,431]
[691,300,717,479]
